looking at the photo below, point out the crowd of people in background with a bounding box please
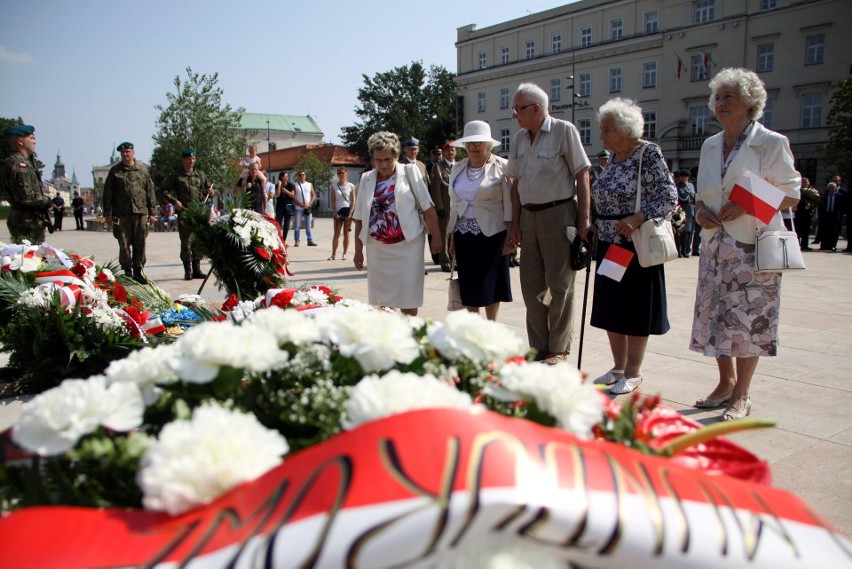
[4,66,851,423]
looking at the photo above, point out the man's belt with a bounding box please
[522,198,570,212]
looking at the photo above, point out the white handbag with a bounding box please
[755,228,806,273]
[630,144,679,268]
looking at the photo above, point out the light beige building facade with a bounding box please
[455,0,851,185]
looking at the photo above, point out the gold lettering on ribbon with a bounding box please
[346,437,460,566]
[139,455,353,569]
[451,431,533,547]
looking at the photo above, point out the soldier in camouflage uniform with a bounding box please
[161,148,215,280]
[1,124,52,243]
[103,142,158,284]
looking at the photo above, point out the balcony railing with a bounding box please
[678,136,708,151]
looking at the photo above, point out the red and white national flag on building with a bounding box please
[729,171,786,224]
[597,244,633,282]
[674,54,683,78]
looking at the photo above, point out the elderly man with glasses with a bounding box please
[506,82,591,365]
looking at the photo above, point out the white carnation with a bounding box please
[292,287,330,307]
[494,362,603,439]
[227,300,257,323]
[167,321,289,383]
[89,306,128,333]
[105,345,178,404]
[246,308,321,346]
[17,286,53,308]
[138,402,288,515]
[428,311,527,363]
[344,371,473,429]
[316,310,420,372]
[12,376,144,456]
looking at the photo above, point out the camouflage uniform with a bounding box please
[161,168,212,263]
[102,161,157,273]
[1,152,50,243]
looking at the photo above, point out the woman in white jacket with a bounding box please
[447,121,513,321]
[690,68,800,421]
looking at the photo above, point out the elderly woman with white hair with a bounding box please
[446,121,513,321]
[589,98,677,395]
[690,68,800,421]
[352,131,442,316]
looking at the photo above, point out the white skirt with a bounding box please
[366,233,425,309]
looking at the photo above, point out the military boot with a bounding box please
[183,262,192,281]
[121,265,132,277]
[132,267,148,285]
[191,259,206,279]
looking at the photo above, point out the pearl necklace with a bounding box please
[466,163,486,181]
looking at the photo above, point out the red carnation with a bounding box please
[255,247,271,260]
[111,281,128,304]
[221,293,239,312]
[270,289,296,309]
[71,263,87,278]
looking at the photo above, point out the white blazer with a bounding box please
[697,122,800,245]
[352,162,434,244]
[447,155,512,237]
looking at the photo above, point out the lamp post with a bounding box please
[266,118,271,174]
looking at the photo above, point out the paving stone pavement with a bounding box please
[1,216,850,536]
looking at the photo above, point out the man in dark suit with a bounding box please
[818,182,843,251]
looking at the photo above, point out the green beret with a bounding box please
[4,124,35,137]
[117,142,134,151]
[181,148,196,158]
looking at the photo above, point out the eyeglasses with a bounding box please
[511,103,537,115]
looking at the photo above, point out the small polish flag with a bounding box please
[729,171,786,224]
[597,244,633,282]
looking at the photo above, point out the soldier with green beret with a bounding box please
[103,142,158,284]
[161,147,215,280]
[1,124,52,243]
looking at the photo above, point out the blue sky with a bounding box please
[1,0,574,186]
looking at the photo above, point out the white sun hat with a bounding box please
[450,120,501,148]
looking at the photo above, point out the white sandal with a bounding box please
[593,369,625,385]
[610,376,643,395]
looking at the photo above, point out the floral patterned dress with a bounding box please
[368,176,404,244]
[690,124,781,357]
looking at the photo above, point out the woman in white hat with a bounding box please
[447,121,513,321]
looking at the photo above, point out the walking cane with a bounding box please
[575,236,594,370]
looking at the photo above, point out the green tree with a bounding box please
[150,67,247,194]
[823,78,852,182]
[294,152,334,203]
[341,62,458,161]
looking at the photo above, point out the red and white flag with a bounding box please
[674,54,683,78]
[597,244,633,282]
[729,171,786,224]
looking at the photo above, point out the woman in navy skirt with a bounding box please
[589,98,677,394]
[447,121,513,321]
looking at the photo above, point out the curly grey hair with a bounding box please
[515,83,549,116]
[707,67,767,121]
[367,131,401,157]
[597,97,644,140]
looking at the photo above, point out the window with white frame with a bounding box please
[551,33,562,54]
[806,34,825,65]
[551,78,562,102]
[477,92,486,113]
[500,128,511,152]
[578,119,591,145]
[610,18,623,41]
[759,98,773,129]
[690,106,710,135]
[644,10,659,33]
[500,46,510,65]
[500,88,509,109]
[760,0,777,9]
[478,51,487,69]
[525,39,535,59]
[757,43,774,72]
[642,61,657,88]
[579,72,591,97]
[609,67,622,93]
[691,54,710,81]
[695,0,715,23]
[580,26,592,47]
[643,111,657,139]
[801,93,823,128]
